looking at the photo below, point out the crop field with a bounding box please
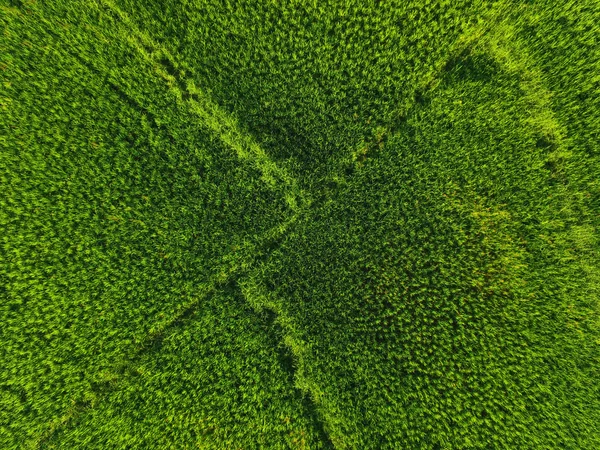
[1,0,599,449]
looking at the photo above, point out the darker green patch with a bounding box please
[156,56,178,78]
[156,55,197,100]
[261,309,295,380]
[414,88,430,106]
[443,52,501,83]
[8,0,24,7]
[536,135,558,151]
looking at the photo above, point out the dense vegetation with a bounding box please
[1,0,598,448]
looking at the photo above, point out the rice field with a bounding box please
[1,1,599,448]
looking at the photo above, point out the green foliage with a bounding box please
[242,15,600,447]
[43,285,330,450]
[110,0,501,188]
[1,0,599,449]
[1,3,293,447]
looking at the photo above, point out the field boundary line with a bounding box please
[484,7,600,334]
[96,0,310,215]
[238,275,337,448]
[32,207,302,448]
[332,2,513,187]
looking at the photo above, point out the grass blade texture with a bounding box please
[1,0,599,449]
[1,2,295,447]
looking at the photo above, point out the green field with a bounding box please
[1,0,599,448]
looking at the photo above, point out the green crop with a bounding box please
[1,0,598,449]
